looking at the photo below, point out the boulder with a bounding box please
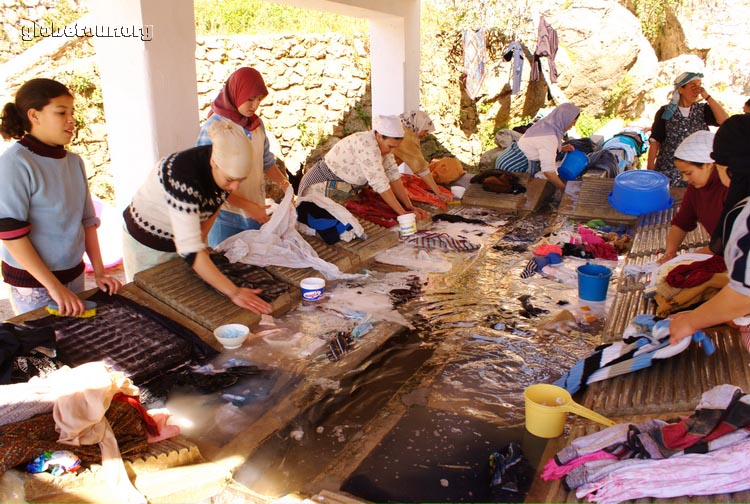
[547,0,658,117]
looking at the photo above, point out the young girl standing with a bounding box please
[0,78,121,316]
[196,67,291,247]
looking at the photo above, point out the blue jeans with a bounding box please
[208,210,262,248]
[9,274,85,315]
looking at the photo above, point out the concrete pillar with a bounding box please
[88,0,199,209]
[269,0,421,116]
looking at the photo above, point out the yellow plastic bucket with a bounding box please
[524,384,615,438]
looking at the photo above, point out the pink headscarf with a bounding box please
[210,67,268,132]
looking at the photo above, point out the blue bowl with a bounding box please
[608,170,673,215]
[558,150,588,181]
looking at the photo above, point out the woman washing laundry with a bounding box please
[123,118,272,315]
[657,131,729,264]
[668,115,750,348]
[647,71,728,187]
[392,110,450,202]
[492,102,580,191]
[197,67,291,248]
[0,78,121,316]
[297,115,430,221]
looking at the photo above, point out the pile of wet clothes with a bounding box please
[470,170,527,195]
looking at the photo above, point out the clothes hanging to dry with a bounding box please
[502,40,525,95]
[462,28,487,100]
[529,17,559,83]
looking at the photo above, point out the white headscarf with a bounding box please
[207,118,254,178]
[373,115,405,138]
[674,130,715,163]
[400,111,436,135]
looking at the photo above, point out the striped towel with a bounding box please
[406,231,480,252]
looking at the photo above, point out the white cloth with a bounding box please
[577,437,750,503]
[674,130,715,163]
[52,362,145,504]
[517,133,559,172]
[295,192,366,242]
[218,187,362,280]
[206,118,254,178]
[373,115,404,138]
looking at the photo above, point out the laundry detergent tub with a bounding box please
[608,170,673,215]
[557,150,588,181]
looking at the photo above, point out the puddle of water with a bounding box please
[172,206,629,500]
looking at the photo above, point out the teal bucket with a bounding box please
[577,264,613,301]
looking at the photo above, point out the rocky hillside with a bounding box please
[1,0,748,201]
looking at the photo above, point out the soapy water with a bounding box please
[225,207,620,497]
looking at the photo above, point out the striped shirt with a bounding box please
[724,197,750,296]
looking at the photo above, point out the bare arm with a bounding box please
[84,226,122,295]
[544,171,566,191]
[191,249,272,314]
[647,139,660,170]
[225,193,270,224]
[418,172,450,201]
[701,88,729,125]
[2,237,85,315]
[388,179,430,220]
[669,285,750,344]
[265,164,292,192]
[658,225,688,264]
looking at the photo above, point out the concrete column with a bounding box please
[88,0,199,209]
[269,0,421,116]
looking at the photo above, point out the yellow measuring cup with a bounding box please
[524,384,615,438]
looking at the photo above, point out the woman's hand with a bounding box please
[230,287,273,314]
[656,250,677,264]
[95,274,122,295]
[48,285,86,316]
[246,202,271,225]
[407,206,431,221]
[434,191,452,202]
[669,311,697,345]
[560,144,575,153]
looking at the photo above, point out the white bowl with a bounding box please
[450,185,466,199]
[213,323,250,350]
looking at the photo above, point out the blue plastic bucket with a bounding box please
[558,150,588,181]
[607,170,673,215]
[577,264,613,302]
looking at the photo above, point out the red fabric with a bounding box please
[113,393,160,437]
[533,244,563,257]
[666,254,727,288]
[209,67,268,132]
[582,242,618,261]
[344,188,399,228]
[401,174,451,210]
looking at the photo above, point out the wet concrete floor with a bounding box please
[210,205,617,501]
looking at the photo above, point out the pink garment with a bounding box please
[577,226,606,244]
[577,437,750,503]
[146,411,181,444]
[533,244,563,257]
[541,450,618,480]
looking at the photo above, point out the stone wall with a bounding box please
[0,0,85,63]
[196,34,371,173]
[3,0,750,201]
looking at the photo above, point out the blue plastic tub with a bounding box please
[577,264,613,302]
[607,170,673,215]
[557,150,588,181]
